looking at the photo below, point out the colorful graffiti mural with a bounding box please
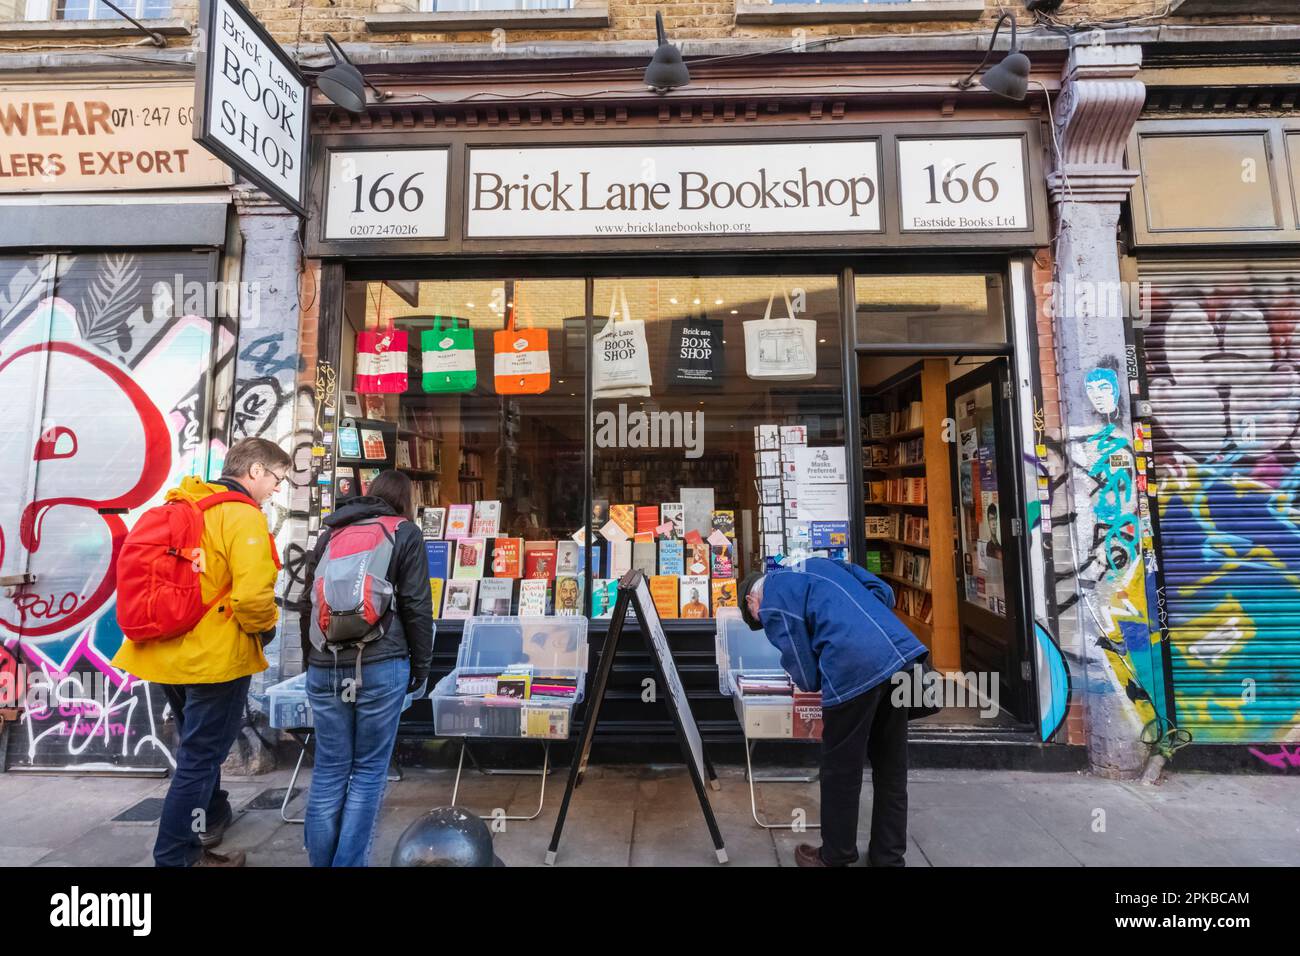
[0,252,233,770]
[1145,276,1300,744]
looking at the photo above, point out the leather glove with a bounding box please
[407,673,429,697]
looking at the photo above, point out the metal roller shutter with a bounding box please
[1140,259,1300,744]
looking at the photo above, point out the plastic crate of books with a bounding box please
[267,672,313,730]
[432,616,588,739]
[714,606,787,695]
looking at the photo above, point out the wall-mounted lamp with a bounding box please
[954,12,1031,102]
[644,11,690,94]
[316,35,391,115]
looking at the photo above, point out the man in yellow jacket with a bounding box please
[114,437,289,867]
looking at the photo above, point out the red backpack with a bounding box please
[115,491,261,642]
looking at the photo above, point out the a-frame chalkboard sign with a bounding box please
[545,569,728,865]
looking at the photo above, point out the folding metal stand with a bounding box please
[741,736,821,830]
[450,737,552,822]
[281,731,312,824]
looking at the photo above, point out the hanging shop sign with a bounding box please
[0,85,230,193]
[194,0,310,215]
[466,141,881,238]
[896,137,1029,232]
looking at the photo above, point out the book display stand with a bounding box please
[716,607,823,831]
[430,616,588,822]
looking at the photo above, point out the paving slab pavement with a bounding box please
[1,765,1296,867]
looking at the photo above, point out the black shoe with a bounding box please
[199,807,235,850]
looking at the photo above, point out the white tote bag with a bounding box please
[592,285,652,398]
[744,285,817,382]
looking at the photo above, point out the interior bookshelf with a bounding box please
[860,359,959,666]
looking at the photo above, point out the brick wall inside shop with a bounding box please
[6,1,1286,52]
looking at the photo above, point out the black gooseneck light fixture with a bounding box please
[644,10,690,94]
[954,12,1031,101]
[316,35,391,115]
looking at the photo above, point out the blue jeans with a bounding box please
[156,676,250,867]
[304,657,409,867]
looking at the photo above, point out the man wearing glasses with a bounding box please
[114,437,291,867]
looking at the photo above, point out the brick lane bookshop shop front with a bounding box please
[305,116,1053,749]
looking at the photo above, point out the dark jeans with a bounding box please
[818,678,909,866]
[155,676,250,867]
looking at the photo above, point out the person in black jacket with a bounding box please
[296,470,433,867]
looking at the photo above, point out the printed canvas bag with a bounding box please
[355,329,409,393]
[743,285,817,382]
[422,317,477,393]
[493,296,550,395]
[592,284,652,399]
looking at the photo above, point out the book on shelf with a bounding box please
[442,580,477,619]
[554,575,584,616]
[710,509,736,539]
[866,444,890,467]
[360,428,387,460]
[649,575,678,619]
[362,394,388,421]
[659,502,684,538]
[589,578,617,618]
[679,575,710,618]
[610,504,636,537]
[659,539,684,576]
[453,538,486,579]
[428,578,444,618]
[632,539,657,577]
[555,541,582,578]
[865,513,901,540]
[358,468,380,495]
[523,541,558,579]
[478,579,514,616]
[424,540,451,580]
[711,578,738,609]
[445,504,473,539]
[420,507,446,540]
[518,579,550,616]
[867,413,889,439]
[338,426,362,459]
[793,691,823,739]
[471,500,501,536]
[490,537,523,578]
[685,541,710,577]
[710,543,734,579]
[635,506,659,535]
[608,539,632,579]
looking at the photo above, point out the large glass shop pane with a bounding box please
[590,275,844,622]
[340,278,586,621]
[855,273,1006,345]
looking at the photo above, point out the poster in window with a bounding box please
[667,316,723,389]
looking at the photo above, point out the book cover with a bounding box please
[424,540,451,580]
[711,509,736,539]
[710,543,734,579]
[591,498,610,530]
[477,578,514,616]
[521,704,569,739]
[489,537,523,578]
[335,466,357,499]
[358,468,380,495]
[553,575,584,616]
[680,487,714,537]
[658,502,684,538]
[360,428,387,460]
[635,506,659,535]
[523,541,558,579]
[754,424,780,450]
[445,504,473,539]
[679,575,710,619]
[711,578,738,609]
[518,579,550,616]
[589,578,616,617]
[780,425,808,446]
[337,426,362,459]
[363,393,387,420]
[685,541,710,577]
[555,541,582,577]
[632,539,657,577]
[658,539,684,576]
[810,521,850,548]
[610,503,636,537]
[453,538,486,579]
[441,580,477,619]
[428,578,445,618]
[341,391,363,419]
[608,539,632,579]
[420,507,446,540]
[472,499,502,537]
[793,691,824,740]
[649,575,678,619]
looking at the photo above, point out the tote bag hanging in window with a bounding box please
[355,329,409,393]
[668,313,723,389]
[592,284,652,399]
[493,296,550,395]
[422,317,477,393]
[744,285,817,382]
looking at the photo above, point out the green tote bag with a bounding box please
[421,317,477,393]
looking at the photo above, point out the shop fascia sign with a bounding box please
[193,0,310,215]
[321,135,1031,240]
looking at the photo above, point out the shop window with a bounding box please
[18,0,172,19]
[1137,132,1278,232]
[590,275,845,622]
[418,0,572,10]
[339,277,586,623]
[855,273,1006,346]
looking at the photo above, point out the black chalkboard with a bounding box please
[545,570,726,865]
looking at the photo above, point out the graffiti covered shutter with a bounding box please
[1142,260,1300,744]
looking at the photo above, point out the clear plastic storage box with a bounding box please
[715,607,822,741]
[267,672,313,730]
[431,616,588,740]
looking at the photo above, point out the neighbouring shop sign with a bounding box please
[0,85,230,193]
[896,137,1029,231]
[195,0,310,214]
[465,142,882,238]
[325,149,449,239]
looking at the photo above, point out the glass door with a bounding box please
[948,357,1029,722]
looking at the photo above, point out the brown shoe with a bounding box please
[193,849,246,868]
[795,844,827,868]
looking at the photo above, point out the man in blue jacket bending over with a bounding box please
[739,557,928,867]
